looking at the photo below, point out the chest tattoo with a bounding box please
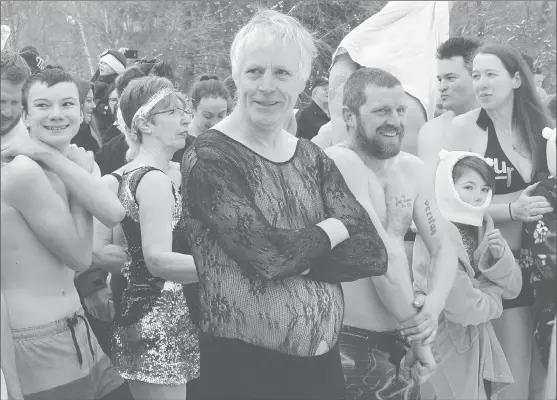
[392,194,413,209]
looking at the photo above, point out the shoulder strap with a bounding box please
[125,166,165,204]
[111,172,122,183]
[476,108,490,131]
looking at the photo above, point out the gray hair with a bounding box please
[230,9,316,84]
[343,68,402,112]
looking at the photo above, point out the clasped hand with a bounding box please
[399,292,440,345]
[400,343,437,384]
[1,137,95,173]
[397,292,442,383]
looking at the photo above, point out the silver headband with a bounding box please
[130,87,174,134]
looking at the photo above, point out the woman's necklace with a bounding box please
[501,126,530,159]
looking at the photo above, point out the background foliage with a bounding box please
[2,0,555,97]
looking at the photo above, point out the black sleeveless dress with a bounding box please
[110,166,199,384]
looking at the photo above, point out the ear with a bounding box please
[135,115,153,136]
[79,108,84,124]
[22,108,30,129]
[512,71,522,89]
[342,106,357,128]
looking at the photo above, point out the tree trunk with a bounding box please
[74,2,95,76]
[476,0,485,38]
[6,1,18,51]
[103,6,115,48]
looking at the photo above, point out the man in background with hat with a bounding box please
[296,76,330,140]
[18,45,46,74]
[91,49,127,142]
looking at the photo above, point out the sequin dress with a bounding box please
[111,166,199,385]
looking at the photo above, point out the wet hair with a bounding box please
[475,43,555,179]
[115,66,145,97]
[453,156,496,191]
[343,67,401,112]
[191,75,230,111]
[22,68,78,113]
[149,61,174,82]
[119,76,174,160]
[437,37,481,71]
[1,50,31,84]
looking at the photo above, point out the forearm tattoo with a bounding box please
[424,200,437,236]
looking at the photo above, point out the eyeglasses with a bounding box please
[149,108,193,118]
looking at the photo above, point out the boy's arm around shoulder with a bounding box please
[2,156,92,271]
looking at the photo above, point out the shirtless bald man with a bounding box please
[1,68,132,400]
[326,68,458,399]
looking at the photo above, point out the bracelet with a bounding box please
[509,203,516,221]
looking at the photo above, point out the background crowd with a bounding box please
[1,1,555,400]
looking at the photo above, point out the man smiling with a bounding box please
[1,51,30,159]
[1,68,130,400]
[326,68,457,399]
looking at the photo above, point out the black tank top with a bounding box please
[477,109,550,309]
[477,109,530,195]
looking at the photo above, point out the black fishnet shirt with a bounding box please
[181,129,388,356]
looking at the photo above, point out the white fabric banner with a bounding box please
[332,1,450,120]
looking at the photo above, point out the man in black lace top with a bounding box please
[181,10,389,400]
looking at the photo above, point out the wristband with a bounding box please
[509,203,516,221]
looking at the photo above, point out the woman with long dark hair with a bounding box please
[442,42,555,400]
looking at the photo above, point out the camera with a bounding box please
[123,49,138,59]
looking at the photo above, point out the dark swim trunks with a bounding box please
[340,325,418,400]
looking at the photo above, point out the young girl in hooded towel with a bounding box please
[412,149,523,400]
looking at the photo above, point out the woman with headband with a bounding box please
[110,76,199,400]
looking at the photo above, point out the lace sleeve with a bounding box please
[309,152,388,282]
[184,147,332,280]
